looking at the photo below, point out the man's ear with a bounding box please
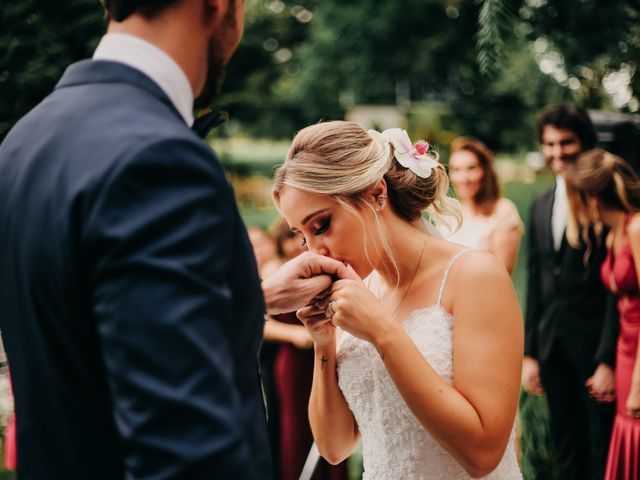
[204,0,223,9]
[203,0,225,19]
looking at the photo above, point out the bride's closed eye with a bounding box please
[311,215,331,236]
[299,215,332,247]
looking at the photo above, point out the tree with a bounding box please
[0,1,104,138]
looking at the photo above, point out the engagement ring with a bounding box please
[326,301,335,318]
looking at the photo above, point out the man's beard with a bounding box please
[194,3,237,110]
[193,41,227,110]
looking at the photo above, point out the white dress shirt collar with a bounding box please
[552,175,568,251]
[93,33,194,126]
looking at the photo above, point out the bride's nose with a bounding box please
[306,236,329,257]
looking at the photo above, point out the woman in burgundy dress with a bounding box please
[565,148,640,479]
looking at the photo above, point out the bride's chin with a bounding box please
[352,264,370,280]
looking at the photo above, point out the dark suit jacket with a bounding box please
[0,60,271,479]
[525,186,618,368]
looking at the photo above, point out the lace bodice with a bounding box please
[336,251,522,479]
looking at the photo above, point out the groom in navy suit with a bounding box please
[0,1,353,478]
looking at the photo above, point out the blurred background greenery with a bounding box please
[1,0,639,478]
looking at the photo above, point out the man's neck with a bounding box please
[107,12,208,98]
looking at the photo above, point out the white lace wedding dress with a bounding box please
[336,251,522,479]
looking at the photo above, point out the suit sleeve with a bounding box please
[85,138,253,479]
[595,294,619,367]
[524,199,541,358]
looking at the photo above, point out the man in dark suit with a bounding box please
[522,104,617,479]
[0,1,353,478]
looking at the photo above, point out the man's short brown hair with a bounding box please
[101,0,181,21]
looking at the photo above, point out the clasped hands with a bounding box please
[261,251,356,315]
[261,251,395,347]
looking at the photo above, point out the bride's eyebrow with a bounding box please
[301,208,331,226]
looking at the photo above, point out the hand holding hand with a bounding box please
[262,251,359,315]
[326,278,397,346]
[586,363,616,404]
[297,301,337,348]
[521,356,544,396]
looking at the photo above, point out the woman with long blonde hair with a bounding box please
[272,121,523,479]
[565,148,640,479]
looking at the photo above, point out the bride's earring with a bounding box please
[376,195,387,211]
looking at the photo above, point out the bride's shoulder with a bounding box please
[448,248,509,283]
[441,248,512,297]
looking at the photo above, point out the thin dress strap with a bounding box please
[436,249,474,306]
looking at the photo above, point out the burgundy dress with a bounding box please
[273,312,349,480]
[601,228,640,480]
[4,370,16,470]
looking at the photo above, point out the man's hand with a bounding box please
[261,251,359,315]
[521,356,544,395]
[586,363,616,403]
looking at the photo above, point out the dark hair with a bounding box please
[450,137,500,215]
[536,104,597,150]
[101,0,181,21]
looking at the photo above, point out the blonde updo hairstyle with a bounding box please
[566,148,640,257]
[272,121,460,279]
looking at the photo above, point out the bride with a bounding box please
[272,121,523,479]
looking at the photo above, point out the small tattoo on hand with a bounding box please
[320,356,328,369]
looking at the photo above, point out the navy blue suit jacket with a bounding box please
[0,60,272,479]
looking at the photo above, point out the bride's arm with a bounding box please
[296,309,360,464]
[330,252,523,477]
[380,253,521,477]
[309,339,360,464]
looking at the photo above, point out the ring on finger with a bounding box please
[326,301,335,318]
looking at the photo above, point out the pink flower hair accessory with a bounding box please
[381,128,439,178]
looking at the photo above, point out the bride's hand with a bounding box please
[297,301,337,348]
[328,279,396,345]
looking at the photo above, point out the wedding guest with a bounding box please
[272,217,307,261]
[522,104,617,480]
[447,137,523,275]
[247,225,283,477]
[273,122,523,478]
[565,148,640,480]
[248,226,283,277]
[264,218,349,480]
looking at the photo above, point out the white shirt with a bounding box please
[93,33,194,126]
[552,176,568,251]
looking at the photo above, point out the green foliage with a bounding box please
[1,0,638,146]
[476,0,513,77]
[504,175,558,479]
[0,1,104,138]
[519,393,561,480]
